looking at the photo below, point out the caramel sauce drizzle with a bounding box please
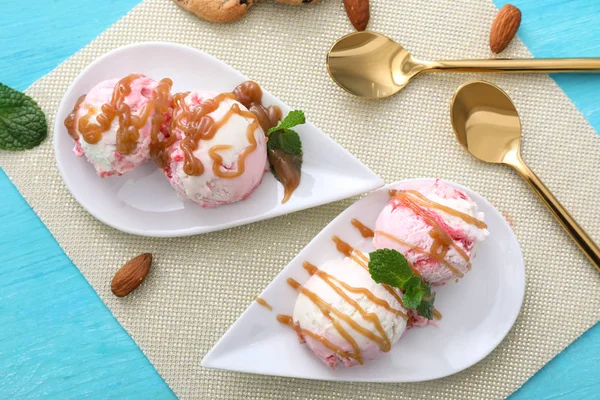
[299,267,393,352]
[287,278,364,364]
[65,79,282,179]
[255,297,272,311]
[332,235,353,257]
[208,106,257,179]
[351,249,406,308]
[331,236,442,321]
[173,82,282,178]
[149,80,177,168]
[379,189,490,277]
[233,81,282,133]
[405,190,488,229]
[173,92,239,176]
[278,234,446,363]
[331,237,408,312]
[282,256,412,365]
[353,249,369,263]
[332,237,423,312]
[64,74,173,156]
[375,230,463,278]
[303,262,407,320]
[64,95,86,141]
[276,315,357,362]
[395,190,470,265]
[351,219,374,238]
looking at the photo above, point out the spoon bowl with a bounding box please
[450,81,522,164]
[450,80,600,272]
[327,31,600,98]
[326,32,425,99]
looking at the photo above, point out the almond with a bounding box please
[343,0,369,32]
[111,253,152,297]
[490,4,521,54]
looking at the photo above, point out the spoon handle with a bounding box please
[428,58,600,73]
[507,154,600,272]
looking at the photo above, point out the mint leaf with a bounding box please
[368,248,436,319]
[402,276,423,309]
[404,276,421,290]
[416,292,435,320]
[267,110,305,136]
[266,110,305,203]
[0,83,47,150]
[368,249,413,288]
[267,129,302,155]
[403,287,423,309]
[421,281,432,298]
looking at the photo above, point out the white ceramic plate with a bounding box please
[202,179,525,382]
[53,43,383,237]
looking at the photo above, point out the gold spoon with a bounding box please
[327,31,600,99]
[450,80,600,271]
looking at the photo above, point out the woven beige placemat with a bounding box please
[2,0,600,398]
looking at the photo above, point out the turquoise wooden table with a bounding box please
[1,1,599,398]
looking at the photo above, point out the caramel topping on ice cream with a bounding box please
[374,230,463,277]
[334,242,407,309]
[390,190,485,277]
[277,314,357,362]
[173,92,260,178]
[64,74,173,156]
[64,95,86,141]
[399,190,487,229]
[149,79,176,168]
[173,81,282,178]
[287,277,364,364]
[280,258,410,365]
[303,262,407,320]
[334,236,441,320]
[233,81,282,132]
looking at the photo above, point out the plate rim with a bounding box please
[201,178,526,382]
[53,42,384,237]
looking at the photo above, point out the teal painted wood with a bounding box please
[0,0,598,398]
[495,0,600,129]
[0,1,175,399]
[494,1,600,399]
[0,169,175,399]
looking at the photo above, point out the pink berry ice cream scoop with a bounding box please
[64,74,172,177]
[284,254,408,369]
[373,180,489,285]
[163,90,269,208]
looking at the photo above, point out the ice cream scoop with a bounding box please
[64,74,172,177]
[373,180,488,285]
[289,254,408,369]
[164,90,268,208]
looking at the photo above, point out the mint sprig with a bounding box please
[368,248,435,319]
[266,110,305,193]
[368,248,412,288]
[267,128,302,155]
[0,83,47,150]
[266,110,304,157]
[416,293,435,320]
[267,110,305,136]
